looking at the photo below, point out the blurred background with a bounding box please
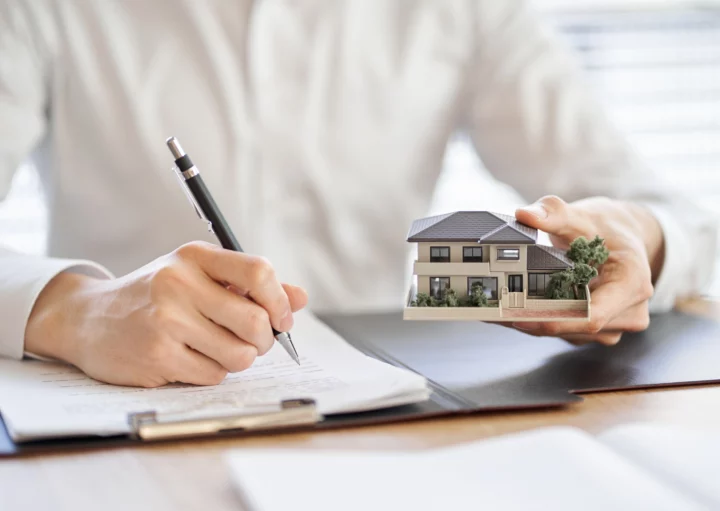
[1,0,718,294]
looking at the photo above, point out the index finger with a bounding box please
[182,243,293,333]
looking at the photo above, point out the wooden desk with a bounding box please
[2,298,719,511]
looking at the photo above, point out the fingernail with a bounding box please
[520,203,548,219]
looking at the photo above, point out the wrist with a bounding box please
[625,202,666,283]
[25,272,101,364]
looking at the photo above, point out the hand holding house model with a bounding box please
[404,211,609,322]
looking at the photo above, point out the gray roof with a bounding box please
[527,245,572,270]
[406,211,538,244]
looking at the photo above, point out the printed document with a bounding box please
[0,311,428,441]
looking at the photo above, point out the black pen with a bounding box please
[166,136,300,365]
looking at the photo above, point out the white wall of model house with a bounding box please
[414,242,528,298]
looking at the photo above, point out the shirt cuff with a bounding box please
[0,257,113,360]
[642,204,690,314]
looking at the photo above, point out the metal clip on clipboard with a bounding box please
[127,399,321,441]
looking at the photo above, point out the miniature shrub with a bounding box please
[412,292,433,307]
[411,284,497,308]
[546,236,608,299]
[457,295,473,307]
[441,288,460,307]
[470,282,490,307]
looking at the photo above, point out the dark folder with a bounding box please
[2,311,720,457]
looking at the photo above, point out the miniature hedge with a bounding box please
[412,282,496,308]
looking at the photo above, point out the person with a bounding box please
[0,0,716,387]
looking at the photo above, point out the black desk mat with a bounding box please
[2,311,719,457]
[321,311,720,404]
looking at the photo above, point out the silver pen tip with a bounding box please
[286,335,301,366]
[276,332,301,365]
[166,137,186,159]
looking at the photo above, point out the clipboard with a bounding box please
[127,398,321,441]
[3,310,720,457]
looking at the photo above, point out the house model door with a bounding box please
[508,275,525,308]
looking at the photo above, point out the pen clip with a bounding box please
[172,166,215,234]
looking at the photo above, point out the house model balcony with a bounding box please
[404,211,590,322]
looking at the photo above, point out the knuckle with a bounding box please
[149,306,180,334]
[600,333,623,346]
[175,240,213,260]
[255,337,274,356]
[639,281,655,302]
[150,265,190,295]
[538,195,567,211]
[226,345,258,373]
[247,256,275,286]
[630,314,651,332]
[200,367,228,386]
[246,307,271,341]
[587,315,607,334]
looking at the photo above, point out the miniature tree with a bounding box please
[470,282,490,307]
[546,236,609,299]
[571,263,598,299]
[544,270,574,299]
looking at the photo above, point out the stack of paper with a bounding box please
[226,424,720,511]
[0,311,429,442]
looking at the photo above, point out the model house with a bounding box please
[405,211,590,321]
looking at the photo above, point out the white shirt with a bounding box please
[0,0,716,359]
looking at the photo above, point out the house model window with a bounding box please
[497,248,520,260]
[528,273,553,296]
[429,277,450,299]
[463,246,483,262]
[467,277,498,299]
[430,247,450,262]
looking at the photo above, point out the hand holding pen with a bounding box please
[25,175,307,390]
[167,137,301,365]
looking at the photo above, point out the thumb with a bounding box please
[515,195,594,241]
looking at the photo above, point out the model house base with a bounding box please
[403,285,591,322]
[404,211,591,322]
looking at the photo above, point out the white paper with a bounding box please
[226,427,704,511]
[0,311,428,441]
[600,423,720,509]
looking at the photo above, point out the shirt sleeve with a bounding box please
[0,2,115,359]
[0,249,114,359]
[464,0,718,311]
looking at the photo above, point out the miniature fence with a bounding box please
[526,285,592,312]
[525,300,587,310]
[403,307,502,320]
